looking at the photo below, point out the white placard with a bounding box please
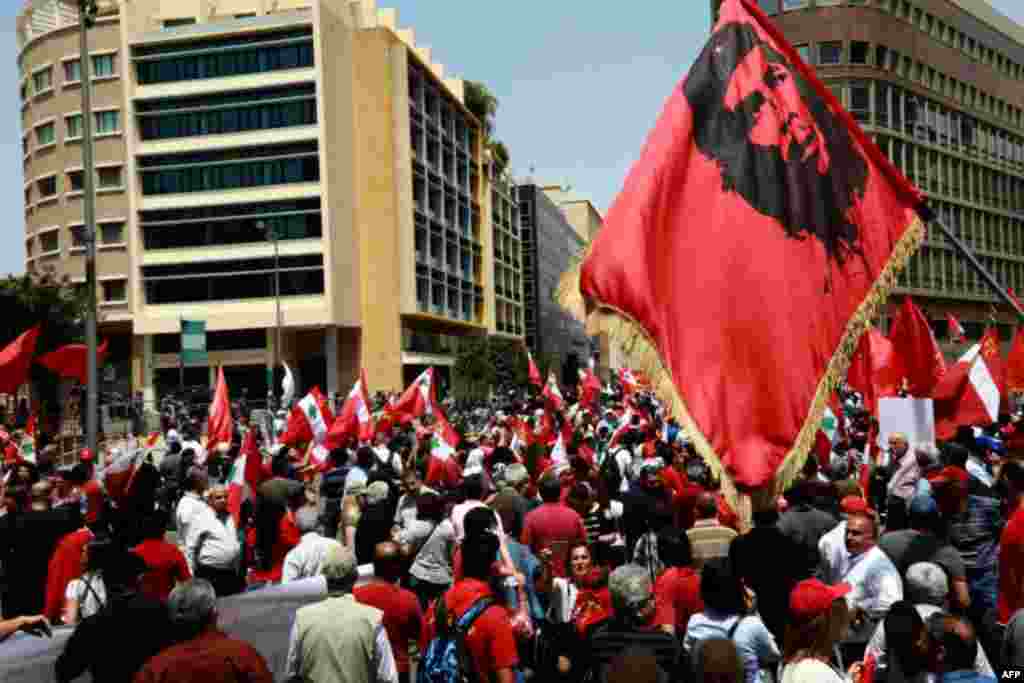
[877,397,935,449]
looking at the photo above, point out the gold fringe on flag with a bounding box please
[556,214,926,524]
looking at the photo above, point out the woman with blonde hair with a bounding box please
[780,578,862,682]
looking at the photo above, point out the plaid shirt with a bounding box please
[949,494,1002,572]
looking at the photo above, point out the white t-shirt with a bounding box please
[780,659,845,683]
[65,573,107,621]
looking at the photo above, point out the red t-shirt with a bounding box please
[425,579,519,678]
[426,456,462,490]
[999,505,1024,623]
[354,580,425,673]
[654,566,704,633]
[521,503,587,577]
[133,538,192,602]
[675,483,705,530]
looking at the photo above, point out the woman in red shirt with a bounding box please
[653,528,703,635]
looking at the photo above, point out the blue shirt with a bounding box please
[504,539,544,624]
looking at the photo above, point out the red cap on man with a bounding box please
[790,579,852,622]
[840,495,873,516]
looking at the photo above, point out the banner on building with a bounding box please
[180,319,208,367]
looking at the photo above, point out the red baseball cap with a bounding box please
[79,448,94,463]
[927,465,969,487]
[840,496,872,515]
[790,579,852,622]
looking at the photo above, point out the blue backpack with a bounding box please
[417,596,495,683]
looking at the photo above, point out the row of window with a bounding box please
[139,198,323,250]
[139,155,319,195]
[25,166,124,208]
[767,0,1024,129]
[415,277,485,323]
[799,38,1023,133]
[22,54,117,103]
[137,97,317,140]
[27,221,126,259]
[142,254,324,304]
[134,38,314,85]
[26,110,121,156]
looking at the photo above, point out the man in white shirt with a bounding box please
[186,485,243,597]
[175,467,209,572]
[393,469,435,534]
[843,510,903,620]
[283,506,342,583]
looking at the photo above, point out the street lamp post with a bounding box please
[78,0,100,456]
[257,221,282,410]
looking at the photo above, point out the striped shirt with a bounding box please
[949,494,1002,572]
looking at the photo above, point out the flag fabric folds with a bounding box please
[326,369,374,448]
[0,326,40,395]
[227,429,266,525]
[35,339,109,385]
[527,351,543,389]
[888,298,945,397]
[1007,328,1024,394]
[206,366,233,452]
[281,387,334,447]
[390,368,435,419]
[934,329,1002,439]
[557,0,924,493]
[846,328,901,416]
[946,313,967,344]
[542,373,564,410]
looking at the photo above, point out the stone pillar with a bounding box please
[325,327,339,397]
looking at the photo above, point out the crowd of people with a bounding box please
[0,379,1021,682]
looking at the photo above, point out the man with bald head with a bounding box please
[354,542,423,683]
[686,492,737,570]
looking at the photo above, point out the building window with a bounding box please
[67,170,83,192]
[849,81,870,122]
[135,29,315,85]
[101,280,127,303]
[850,42,869,65]
[36,122,56,146]
[139,143,321,195]
[143,254,324,303]
[99,222,124,245]
[95,110,120,135]
[32,67,52,94]
[92,54,116,78]
[64,59,81,83]
[136,84,318,140]
[39,230,59,254]
[140,198,323,250]
[70,225,85,250]
[97,167,123,189]
[795,44,812,65]
[819,42,842,65]
[36,175,57,199]
[757,0,779,15]
[782,0,808,9]
[875,46,889,70]
[66,114,82,139]
[163,18,197,28]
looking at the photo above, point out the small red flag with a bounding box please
[527,351,542,388]
[0,326,40,395]
[206,366,233,452]
[888,298,945,397]
[946,313,966,344]
[390,368,435,419]
[557,0,924,493]
[847,328,902,415]
[326,369,375,448]
[934,329,1002,438]
[36,339,109,385]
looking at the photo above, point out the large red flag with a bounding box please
[558,0,924,493]
[846,328,901,415]
[36,339,109,384]
[326,369,374,448]
[934,329,1002,438]
[0,326,40,394]
[390,368,435,419]
[206,366,233,452]
[888,298,945,397]
[1007,328,1024,394]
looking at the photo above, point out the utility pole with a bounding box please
[79,0,99,455]
[257,221,281,410]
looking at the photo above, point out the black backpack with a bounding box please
[599,447,625,497]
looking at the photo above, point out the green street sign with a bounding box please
[180,319,208,366]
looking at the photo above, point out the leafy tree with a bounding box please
[489,337,527,391]
[453,335,494,399]
[463,80,498,138]
[490,140,510,175]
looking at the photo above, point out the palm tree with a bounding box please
[464,80,498,138]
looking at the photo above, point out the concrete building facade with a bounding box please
[518,183,593,385]
[760,0,1024,348]
[16,0,523,407]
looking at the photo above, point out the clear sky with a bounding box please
[1,1,1023,276]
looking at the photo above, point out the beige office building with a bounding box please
[17,0,524,407]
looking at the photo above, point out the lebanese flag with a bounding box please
[326,369,374,448]
[103,448,145,503]
[425,405,461,488]
[888,297,945,397]
[557,0,925,492]
[36,339,109,384]
[390,368,435,419]
[549,430,569,472]
[1007,328,1024,394]
[1010,288,1024,313]
[934,329,1002,439]
[847,328,903,415]
[527,351,543,388]
[227,429,266,525]
[947,313,967,344]
[281,387,334,447]
[0,326,40,394]
[205,366,233,452]
[542,372,564,410]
